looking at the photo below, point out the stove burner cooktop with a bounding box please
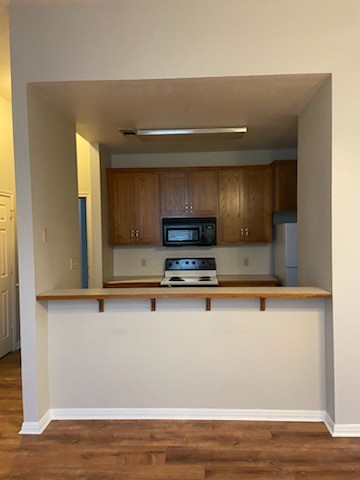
[161,258,219,287]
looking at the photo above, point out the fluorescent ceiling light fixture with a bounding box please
[120,127,247,137]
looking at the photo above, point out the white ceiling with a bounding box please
[32,74,328,154]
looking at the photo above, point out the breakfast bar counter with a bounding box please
[37,286,331,312]
[39,285,332,424]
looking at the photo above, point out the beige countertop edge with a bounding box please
[105,274,278,284]
[37,286,332,301]
[105,277,163,283]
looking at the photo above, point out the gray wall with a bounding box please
[49,300,325,412]
[9,0,360,427]
[298,78,333,420]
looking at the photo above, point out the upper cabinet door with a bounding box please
[272,160,297,211]
[160,171,188,216]
[160,170,218,217]
[218,167,272,244]
[218,170,244,243]
[134,172,160,244]
[188,170,218,216]
[107,171,135,245]
[243,167,272,243]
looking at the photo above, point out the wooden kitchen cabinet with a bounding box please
[160,171,188,216]
[107,171,133,244]
[271,160,297,211]
[188,170,218,215]
[218,169,243,242]
[108,165,271,246]
[107,170,160,245]
[218,166,272,243]
[160,170,218,216]
[243,167,272,242]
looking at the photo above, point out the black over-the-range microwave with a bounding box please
[162,217,216,247]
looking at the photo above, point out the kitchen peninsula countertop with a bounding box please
[104,274,280,288]
[217,275,279,286]
[37,286,331,313]
[104,276,163,288]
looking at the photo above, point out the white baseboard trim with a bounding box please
[324,411,335,435]
[19,409,52,435]
[324,412,360,437]
[18,408,360,437]
[51,407,325,422]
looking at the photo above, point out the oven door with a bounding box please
[163,225,201,246]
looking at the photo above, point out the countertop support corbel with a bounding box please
[205,298,211,311]
[98,299,104,313]
[260,298,266,311]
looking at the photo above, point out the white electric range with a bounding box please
[160,257,219,287]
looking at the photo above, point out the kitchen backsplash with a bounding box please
[113,244,272,276]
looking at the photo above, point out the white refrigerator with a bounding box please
[273,223,298,286]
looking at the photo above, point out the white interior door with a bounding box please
[0,194,14,359]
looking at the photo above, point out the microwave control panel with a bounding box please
[203,225,215,243]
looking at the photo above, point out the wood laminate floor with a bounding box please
[1,351,360,479]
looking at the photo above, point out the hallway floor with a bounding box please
[1,351,360,479]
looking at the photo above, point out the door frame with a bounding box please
[78,192,92,288]
[0,190,18,352]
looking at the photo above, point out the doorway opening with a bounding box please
[0,191,17,359]
[78,196,89,289]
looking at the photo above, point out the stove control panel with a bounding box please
[164,258,216,271]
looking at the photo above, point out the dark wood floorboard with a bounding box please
[2,350,360,479]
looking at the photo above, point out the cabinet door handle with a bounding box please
[130,230,135,238]
[240,228,244,236]
[245,228,249,236]
[135,230,139,238]
[189,203,193,211]
[185,203,189,211]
